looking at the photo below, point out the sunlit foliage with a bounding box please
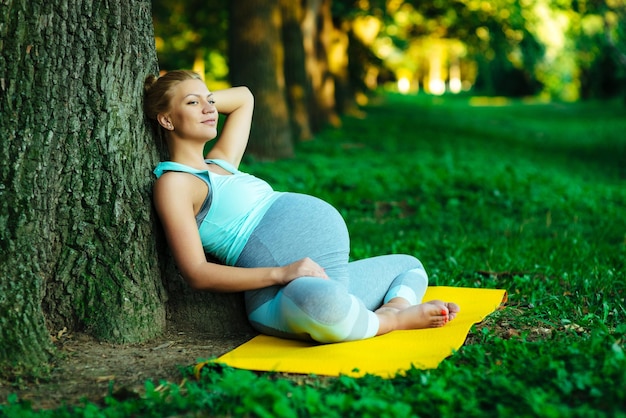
[152,0,229,86]
[152,0,625,100]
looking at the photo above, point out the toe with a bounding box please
[445,302,460,320]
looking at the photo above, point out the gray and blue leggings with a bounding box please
[235,193,429,343]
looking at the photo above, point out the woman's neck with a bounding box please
[167,142,208,170]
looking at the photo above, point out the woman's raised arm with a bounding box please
[205,86,254,168]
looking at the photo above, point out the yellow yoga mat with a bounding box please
[216,286,507,378]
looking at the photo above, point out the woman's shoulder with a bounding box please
[153,162,208,192]
[154,170,196,194]
[153,170,208,216]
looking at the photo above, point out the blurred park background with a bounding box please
[151,0,625,158]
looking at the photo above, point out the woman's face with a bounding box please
[159,79,218,141]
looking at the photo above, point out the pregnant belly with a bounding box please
[236,192,350,267]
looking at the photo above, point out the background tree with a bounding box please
[303,0,342,131]
[228,0,294,159]
[568,0,626,100]
[280,0,314,141]
[0,0,166,374]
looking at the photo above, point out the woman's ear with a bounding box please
[157,113,173,130]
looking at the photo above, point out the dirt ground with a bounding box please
[0,308,519,411]
[0,327,252,410]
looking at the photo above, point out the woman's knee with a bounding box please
[251,277,376,343]
[397,254,424,270]
[282,278,350,325]
[283,278,372,342]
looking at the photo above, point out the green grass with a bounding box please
[2,94,625,417]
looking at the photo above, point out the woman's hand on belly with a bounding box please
[279,257,329,284]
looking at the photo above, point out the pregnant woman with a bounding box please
[143,70,459,343]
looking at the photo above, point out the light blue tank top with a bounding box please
[153,159,282,265]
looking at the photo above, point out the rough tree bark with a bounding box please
[229,0,294,160]
[0,0,165,373]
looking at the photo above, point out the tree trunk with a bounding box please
[280,0,313,141]
[0,0,165,374]
[229,0,294,160]
[302,0,340,131]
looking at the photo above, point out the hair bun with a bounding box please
[144,74,158,92]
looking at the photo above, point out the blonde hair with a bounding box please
[143,70,203,123]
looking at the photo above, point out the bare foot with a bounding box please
[375,299,460,335]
